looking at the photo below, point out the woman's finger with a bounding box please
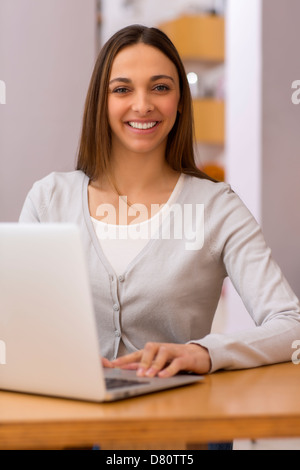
[136,342,162,376]
[158,357,187,378]
[111,350,142,367]
[117,361,140,370]
[143,345,170,377]
[158,345,212,377]
[101,357,114,368]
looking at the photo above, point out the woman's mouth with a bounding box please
[127,121,160,130]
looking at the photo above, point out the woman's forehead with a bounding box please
[110,43,179,82]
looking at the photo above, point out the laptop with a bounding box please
[0,223,203,402]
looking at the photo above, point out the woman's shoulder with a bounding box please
[182,174,254,221]
[31,170,87,192]
[26,170,88,209]
[183,173,233,201]
[20,170,88,222]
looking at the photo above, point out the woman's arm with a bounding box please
[112,185,300,376]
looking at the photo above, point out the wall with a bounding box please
[225,0,300,332]
[226,0,262,222]
[262,0,300,298]
[224,0,262,331]
[0,0,97,221]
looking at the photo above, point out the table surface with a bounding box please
[1,361,300,450]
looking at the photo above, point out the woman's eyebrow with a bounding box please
[150,75,175,83]
[109,75,175,85]
[109,77,131,85]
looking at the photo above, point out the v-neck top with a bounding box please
[90,174,185,276]
[19,170,300,372]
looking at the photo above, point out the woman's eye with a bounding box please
[154,84,170,92]
[112,87,130,94]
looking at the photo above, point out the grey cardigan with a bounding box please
[19,170,300,372]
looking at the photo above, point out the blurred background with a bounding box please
[0,0,300,449]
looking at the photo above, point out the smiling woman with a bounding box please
[19,25,300,391]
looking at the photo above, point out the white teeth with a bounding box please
[128,121,157,130]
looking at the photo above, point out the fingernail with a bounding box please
[145,367,157,377]
[158,369,168,377]
[137,367,145,376]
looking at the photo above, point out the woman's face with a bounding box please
[107,43,181,159]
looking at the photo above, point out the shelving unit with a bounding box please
[158,14,225,62]
[193,99,225,145]
[158,14,226,180]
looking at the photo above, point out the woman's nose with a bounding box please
[131,92,154,115]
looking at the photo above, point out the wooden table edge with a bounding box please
[1,415,300,450]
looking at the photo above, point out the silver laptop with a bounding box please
[0,223,202,402]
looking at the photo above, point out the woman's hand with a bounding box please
[111,342,211,378]
[101,356,115,368]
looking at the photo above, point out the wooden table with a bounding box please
[1,362,300,450]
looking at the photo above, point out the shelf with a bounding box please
[158,15,225,62]
[193,99,225,145]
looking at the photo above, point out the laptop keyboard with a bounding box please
[105,377,150,390]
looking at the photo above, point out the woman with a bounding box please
[19,25,300,380]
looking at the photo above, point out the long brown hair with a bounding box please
[76,24,215,182]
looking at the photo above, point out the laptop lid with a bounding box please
[0,223,202,402]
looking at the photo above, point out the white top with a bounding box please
[90,174,185,276]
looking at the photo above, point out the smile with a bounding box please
[128,121,159,130]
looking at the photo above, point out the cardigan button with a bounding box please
[113,303,120,311]
[118,275,125,282]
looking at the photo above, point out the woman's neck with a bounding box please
[100,148,180,200]
[88,150,181,224]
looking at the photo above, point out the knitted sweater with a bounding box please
[19,170,300,372]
